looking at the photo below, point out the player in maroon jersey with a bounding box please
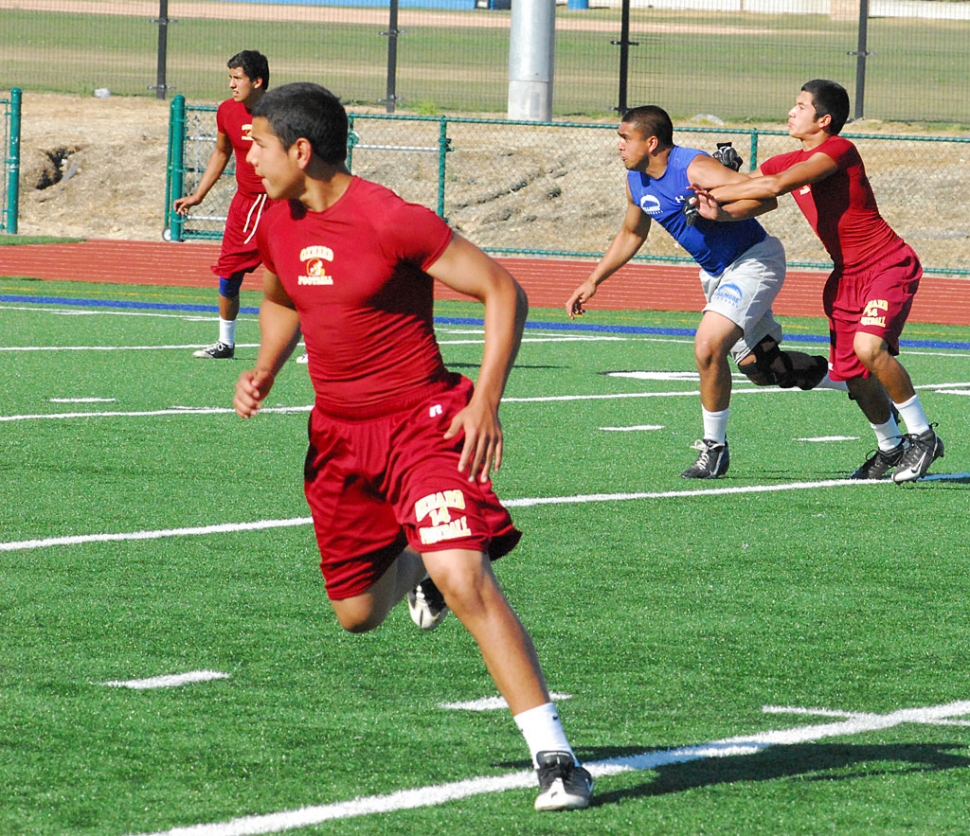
[232,82,592,812]
[174,50,273,359]
[692,79,943,482]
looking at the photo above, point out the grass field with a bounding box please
[2,276,970,835]
[2,5,970,123]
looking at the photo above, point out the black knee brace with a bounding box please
[740,342,828,390]
[739,340,794,387]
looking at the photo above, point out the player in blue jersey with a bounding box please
[565,105,845,478]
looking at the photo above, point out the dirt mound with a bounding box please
[17,93,171,241]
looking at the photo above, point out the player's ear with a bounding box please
[253,77,264,90]
[293,137,314,168]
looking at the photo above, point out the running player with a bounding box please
[233,82,593,812]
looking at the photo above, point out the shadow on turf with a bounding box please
[570,742,970,805]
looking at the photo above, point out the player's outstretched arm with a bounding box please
[685,155,777,222]
[699,152,839,205]
[566,189,650,319]
[234,271,302,418]
[427,233,526,482]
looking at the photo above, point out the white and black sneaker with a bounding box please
[681,438,729,479]
[534,751,593,812]
[193,341,234,359]
[850,441,906,480]
[407,576,449,631]
[891,425,944,483]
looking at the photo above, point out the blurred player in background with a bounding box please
[174,50,272,359]
[565,105,844,479]
[233,82,593,812]
[692,79,943,482]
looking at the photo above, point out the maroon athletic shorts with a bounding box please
[823,244,921,381]
[211,191,269,279]
[303,376,521,600]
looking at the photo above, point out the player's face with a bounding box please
[787,91,823,140]
[247,117,301,200]
[617,122,651,171]
[228,67,258,105]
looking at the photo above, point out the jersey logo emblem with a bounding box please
[415,490,473,545]
[297,245,335,286]
[638,194,662,216]
[861,299,888,328]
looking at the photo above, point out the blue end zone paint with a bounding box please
[0,294,242,315]
[5,294,970,351]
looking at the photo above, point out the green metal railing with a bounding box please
[166,101,970,276]
[1,88,21,235]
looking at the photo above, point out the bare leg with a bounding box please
[329,547,426,633]
[693,311,742,412]
[853,332,916,404]
[219,293,240,323]
[423,549,549,715]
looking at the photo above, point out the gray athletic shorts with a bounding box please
[699,234,786,363]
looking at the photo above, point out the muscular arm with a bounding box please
[427,233,527,482]
[686,154,778,221]
[174,131,232,213]
[233,270,302,418]
[704,151,838,203]
[565,184,651,318]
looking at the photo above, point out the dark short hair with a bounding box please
[620,105,674,147]
[228,50,270,89]
[801,79,850,135]
[252,82,348,166]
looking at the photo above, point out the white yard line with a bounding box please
[128,700,970,836]
[100,671,230,690]
[0,479,889,553]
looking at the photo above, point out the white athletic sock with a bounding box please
[870,416,902,451]
[893,394,930,436]
[513,702,576,768]
[701,407,729,445]
[813,373,849,392]
[219,317,237,347]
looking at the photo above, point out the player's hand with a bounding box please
[687,187,726,221]
[234,368,276,418]
[444,398,503,483]
[565,279,597,319]
[173,194,202,215]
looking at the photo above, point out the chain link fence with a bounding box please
[165,100,970,275]
[2,0,969,125]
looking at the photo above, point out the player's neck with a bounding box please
[302,166,353,212]
[799,130,831,152]
[644,145,672,178]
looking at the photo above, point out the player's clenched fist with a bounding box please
[234,368,276,418]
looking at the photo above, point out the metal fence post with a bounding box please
[849,0,872,121]
[437,116,448,220]
[150,0,177,100]
[165,94,186,242]
[3,88,21,234]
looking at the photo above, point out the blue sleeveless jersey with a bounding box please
[627,146,767,277]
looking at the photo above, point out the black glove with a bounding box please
[683,195,700,227]
[713,142,743,172]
